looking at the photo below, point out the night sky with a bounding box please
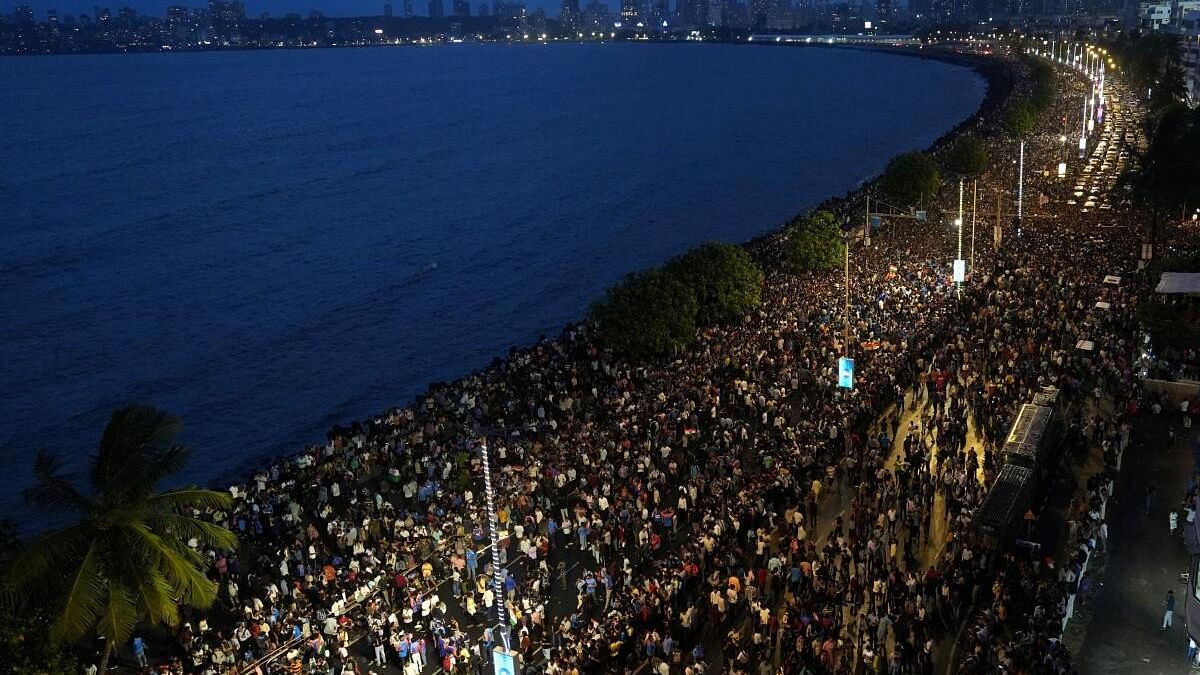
[13,0,585,17]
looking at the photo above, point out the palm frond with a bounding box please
[126,524,218,609]
[22,450,92,513]
[10,524,93,588]
[49,541,107,642]
[123,554,180,629]
[94,582,139,646]
[92,405,183,501]
[146,488,233,514]
[143,511,238,551]
[139,443,193,491]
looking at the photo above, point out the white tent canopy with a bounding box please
[1155,273,1200,295]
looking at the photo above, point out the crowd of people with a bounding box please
[131,49,1182,675]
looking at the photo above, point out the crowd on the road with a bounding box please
[128,53,1180,675]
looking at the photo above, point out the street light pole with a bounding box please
[1017,140,1025,235]
[957,178,964,262]
[955,179,964,297]
[994,188,1002,252]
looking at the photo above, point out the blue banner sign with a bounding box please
[493,648,517,675]
[837,357,854,389]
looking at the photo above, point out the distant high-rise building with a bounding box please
[117,6,137,27]
[208,1,245,23]
[561,0,581,30]
[453,0,472,14]
[493,1,528,18]
[582,0,610,28]
[875,0,896,18]
[404,0,415,17]
[14,5,35,24]
[429,0,445,16]
[621,0,640,23]
[675,0,697,26]
[647,0,667,26]
[385,3,393,16]
[707,0,723,24]
[479,2,490,13]
[750,0,769,26]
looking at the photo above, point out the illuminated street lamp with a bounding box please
[954,179,965,292]
[1017,141,1025,225]
[1079,95,1088,158]
[1058,134,1067,178]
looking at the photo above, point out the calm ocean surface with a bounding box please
[0,44,984,518]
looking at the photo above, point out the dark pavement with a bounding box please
[1076,406,1198,675]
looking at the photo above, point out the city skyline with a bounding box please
[9,0,632,18]
[6,0,915,21]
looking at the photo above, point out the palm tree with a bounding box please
[12,405,237,673]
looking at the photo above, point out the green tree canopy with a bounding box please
[592,269,698,359]
[0,521,80,675]
[12,406,237,673]
[944,136,991,176]
[663,242,763,326]
[1027,58,1057,112]
[879,151,941,207]
[788,210,846,273]
[1004,101,1037,137]
[1114,32,1189,111]
[1137,104,1200,213]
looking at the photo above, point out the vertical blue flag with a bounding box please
[838,357,854,389]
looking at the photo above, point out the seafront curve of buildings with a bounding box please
[1,0,1199,104]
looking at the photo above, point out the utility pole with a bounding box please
[994,188,1002,252]
[956,178,964,297]
[865,195,870,247]
[1017,140,1025,237]
[958,178,965,261]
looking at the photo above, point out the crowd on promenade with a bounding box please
[132,55,1172,675]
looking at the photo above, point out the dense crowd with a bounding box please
[131,53,1178,675]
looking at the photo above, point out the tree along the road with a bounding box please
[0,520,80,675]
[787,210,846,274]
[592,268,699,359]
[944,135,991,177]
[663,242,764,326]
[1137,105,1200,220]
[11,406,237,675]
[1112,33,1189,112]
[1004,101,1037,138]
[1027,58,1057,113]
[879,151,941,207]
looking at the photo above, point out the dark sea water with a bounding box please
[0,44,984,518]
